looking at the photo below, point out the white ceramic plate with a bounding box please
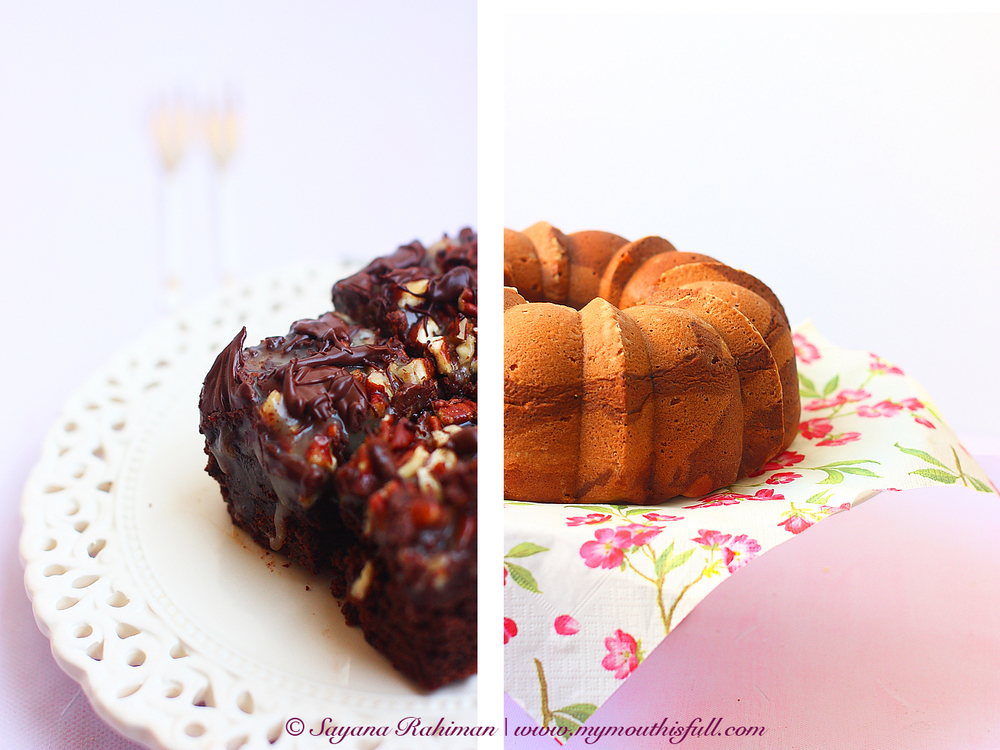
[20,265,478,750]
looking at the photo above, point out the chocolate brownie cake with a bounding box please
[199,230,477,690]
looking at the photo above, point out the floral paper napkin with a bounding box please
[503,322,998,740]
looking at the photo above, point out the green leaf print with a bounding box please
[534,660,597,739]
[555,703,598,725]
[805,489,835,505]
[552,703,599,738]
[817,469,844,484]
[553,715,580,739]
[505,562,542,593]
[835,466,881,478]
[506,542,549,558]
[660,548,695,576]
[895,442,994,492]
[821,459,881,467]
[653,540,676,578]
[970,476,994,493]
[894,442,950,470]
[798,372,819,398]
[822,374,839,397]
[910,468,959,484]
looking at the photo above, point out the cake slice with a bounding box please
[199,231,477,690]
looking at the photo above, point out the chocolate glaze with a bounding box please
[428,265,476,305]
[289,312,352,343]
[332,230,478,349]
[198,229,477,685]
[199,328,253,419]
[280,363,367,429]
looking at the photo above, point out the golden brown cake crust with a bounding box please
[576,298,654,503]
[624,305,743,498]
[504,228,544,301]
[654,264,799,449]
[522,221,571,304]
[599,235,679,307]
[564,230,629,309]
[618,249,719,309]
[503,286,528,311]
[503,222,799,504]
[504,302,583,502]
[655,261,789,328]
[641,287,783,476]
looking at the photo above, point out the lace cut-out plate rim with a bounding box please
[20,263,478,750]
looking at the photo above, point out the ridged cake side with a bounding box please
[503,221,800,504]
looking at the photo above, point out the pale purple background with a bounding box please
[1,3,475,748]
[505,456,1000,749]
[503,11,1000,749]
[504,12,1000,443]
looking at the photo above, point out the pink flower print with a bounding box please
[914,416,935,429]
[722,534,761,573]
[778,514,814,534]
[869,354,904,375]
[617,523,664,547]
[683,492,743,509]
[857,399,904,418]
[805,389,870,412]
[793,332,821,364]
[750,450,805,476]
[504,617,518,644]
[686,488,786,508]
[772,451,804,468]
[838,388,872,403]
[804,396,840,411]
[901,398,924,411]
[800,418,833,440]
[820,503,852,515]
[504,567,507,586]
[554,615,580,635]
[567,512,612,526]
[693,529,732,550]
[748,488,785,501]
[817,431,861,447]
[602,630,640,679]
[766,471,802,485]
[580,527,629,569]
[642,512,683,522]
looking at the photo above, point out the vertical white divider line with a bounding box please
[477,0,505,746]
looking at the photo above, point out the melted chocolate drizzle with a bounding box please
[199,328,253,417]
[428,265,476,305]
[331,230,478,345]
[199,229,478,580]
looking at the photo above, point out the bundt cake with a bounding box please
[504,222,799,505]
